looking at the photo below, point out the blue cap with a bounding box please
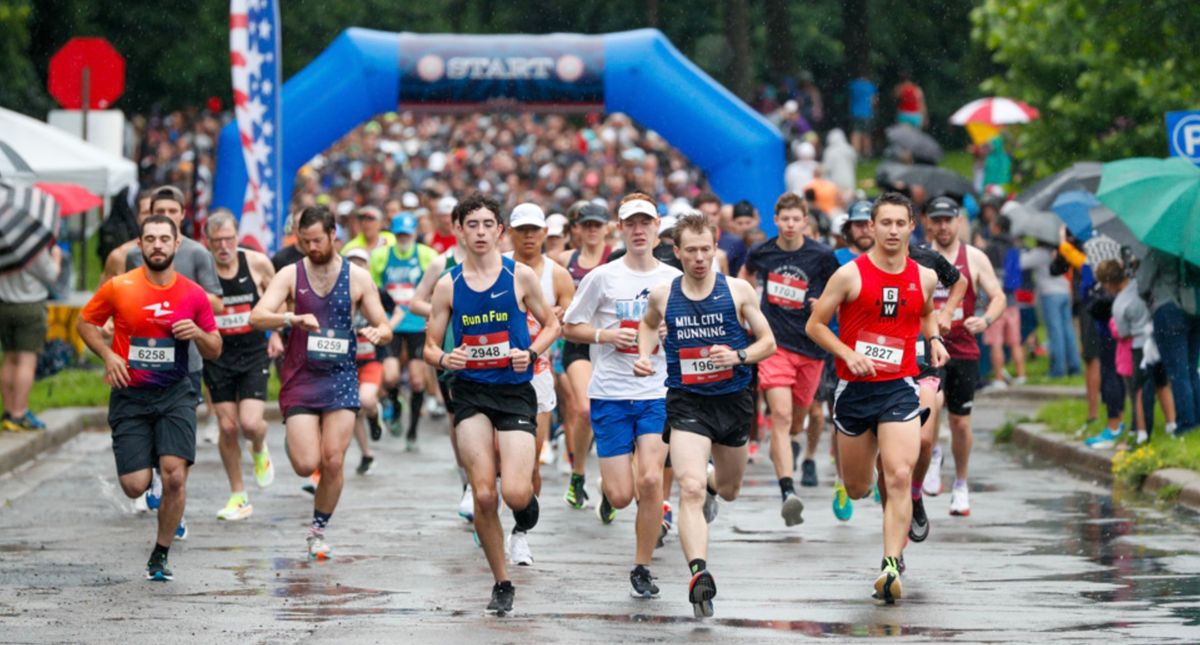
[391,212,417,236]
[847,200,873,223]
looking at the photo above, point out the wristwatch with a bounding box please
[528,350,539,365]
[929,335,946,345]
[736,349,748,364]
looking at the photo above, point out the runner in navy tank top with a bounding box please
[424,194,560,617]
[806,193,945,605]
[636,214,776,618]
[251,206,392,561]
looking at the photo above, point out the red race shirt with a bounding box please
[836,254,924,382]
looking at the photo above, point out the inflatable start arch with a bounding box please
[213,28,785,237]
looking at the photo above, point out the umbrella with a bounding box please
[1051,190,1146,257]
[1005,201,1059,245]
[1082,234,1124,268]
[884,124,944,164]
[1015,161,1102,211]
[1097,157,1200,266]
[877,164,976,201]
[35,181,102,216]
[0,180,59,276]
[950,97,1040,126]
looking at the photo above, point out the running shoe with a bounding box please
[556,452,574,476]
[487,581,515,616]
[253,447,275,488]
[3,411,45,431]
[356,455,375,476]
[747,441,760,464]
[923,445,943,496]
[367,414,383,442]
[873,557,903,604]
[302,471,320,495]
[132,493,150,513]
[688,569,717,618]
[539,441,555,466]
[781,491,805,526]
[800,458,818,487]
[909,496,930,542]
[390,397,409,437]
[1085,424,1124,449]
[564,474,589,509]
[405,431,419,453]
[458,485,475,521]
[507,530,533,566]
[380,398,395,425]
[216,493,253,521]
[174,517,188,541]
[703,488,719,524]
[657,501,672,548]
[596,480,616,524]
[0,413,19,432]
[202,417,218,444]
[145,552,173,581]
[307,534,332,560]
[427,398,448,419]
[630,565,660,598]
[1135,429,1149,445]
[949,483,970,517]
[146,470,163,511]
[832,481,854,522]
[872,483,881,504]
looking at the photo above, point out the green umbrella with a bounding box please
[1097,157,1200,265]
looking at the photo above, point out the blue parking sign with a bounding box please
[1166,111,1200,165]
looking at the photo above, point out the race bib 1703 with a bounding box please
[766,273,808,309]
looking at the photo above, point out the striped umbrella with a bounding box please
[950,97,1040,126]
[0,180,60,276]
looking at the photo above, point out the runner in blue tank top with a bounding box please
[251,206,392,561]
[424,193,560,617]
[635,214,777,619]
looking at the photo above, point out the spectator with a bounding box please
[981,214,1027,386]
[340,205,395,256]
[894,70,927,129]
[821,129,857,193]
[1021,241,1081,378]
[694,193,747,277]
[785,141,819,196]
[848,76,878,157]
[1137,250,1200,435]
[795,71,824,129]
[1,244,62,431]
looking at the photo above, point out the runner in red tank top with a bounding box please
[806,193,945,604]
[924,196,1007,518]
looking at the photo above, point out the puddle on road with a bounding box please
[539,612,964,638]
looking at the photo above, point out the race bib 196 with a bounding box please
[307,328,352,361]
[387,283,416,308]
[464,331,511,369]
[129,337,176,371]
[766,273,808,309]
[679,346,733,385]
[854,332,905,373]
[215,303,252,335]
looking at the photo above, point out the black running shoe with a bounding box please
[656,521,668,549]
[145,553,173,581]
[688,569,717,617]
[909,496,930,542]
[356,455,374,476]
[368,414,382,442]
[486,580,515,616]
[596,489,616,524]
[630,565,660,598]
[564,475,589,509]
[800,458,818,487]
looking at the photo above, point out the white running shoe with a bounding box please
[949,483,971,517]
[703,463,719,524]
[507,530,533,566]
[307,534,332,560]
[458,485,475,521]
[556,454,573,476]
[1166,422,1179,437]
[132,493,149,513]
[922,446,943,497]
[202,418,218,444]
[539,441,555,466]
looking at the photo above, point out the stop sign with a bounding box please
[48,38,126,110]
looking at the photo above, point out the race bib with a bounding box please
[215,303,252,335]
[387,283,416,308]
[679,346,732,385]
[464,331,511,369]
[766,273,808,309]
[128,337,176,371]
[854,332,905,373]
[307,328,352,361]
[617,319,658,355]
[526,314,550,374]
[916,339,926,359]
[355,333,376,361]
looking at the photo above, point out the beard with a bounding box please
[306,247,335,265]
[144,252,175,272]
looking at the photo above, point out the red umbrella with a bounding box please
[949,97,1040,126]
[34,181,102,216]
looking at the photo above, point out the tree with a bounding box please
[0,1,49,115]
[973,0,1200,178]
[724,0,753,100]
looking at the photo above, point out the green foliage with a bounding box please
[0,1,50,114]
[1156,482,1183,502]
[993,415,1029,444]
[972,0,1200,178]
[16,368,110,413]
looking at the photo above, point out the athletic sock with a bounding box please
[779,477,795,501]
[310,509,332,536]
[911,484,922,501]
[571,472,585,486]
[408,391,424,438]
[512,496,540,532]
[386,386,400,408]
[689,558,707,575]
[953,478,968,490]
[151,543,169,560]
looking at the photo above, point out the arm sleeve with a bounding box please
[563,270,601,325]
[1058,241,1086,270]
[79,280,115,326]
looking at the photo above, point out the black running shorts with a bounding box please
[108,378,198,475]
[942,358,978,416]
[202,353,270,403]
[389,331,425,361]
[561,340,591,369]
[664,388,754,448]
[451,378,537,434]
[832,377,928,437]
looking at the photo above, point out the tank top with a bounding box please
[450,256,533,385]
[380,244,427,334]
[836,254,924,382]
[212,251,267,359]
[897,82,921,112]
[932,244,979,360]
[279,259,359,412]
[567,245,612,285]
[520,255,556,375]
[664,274,752,395]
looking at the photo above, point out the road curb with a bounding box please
[979,384,1086,405]
[0,407,107,477]
[1011,422,1114,485]
[1143,468,1200,508]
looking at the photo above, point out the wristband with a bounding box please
[930,335,945,345]
[595,329,602,344]
[439,353,447,369]
[984,314,994,327]
[283,312,293,328]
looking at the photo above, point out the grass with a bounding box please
[10,368,112,414]
[856,150,976,189]
[993,415,1029,444]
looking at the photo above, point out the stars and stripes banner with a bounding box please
[230,0,282,253]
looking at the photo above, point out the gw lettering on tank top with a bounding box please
[673,312,727,340]
[460,310,510,326]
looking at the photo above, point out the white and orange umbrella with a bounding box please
[950,97,1040,126]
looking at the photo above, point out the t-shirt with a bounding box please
[81,267,217,389]
[849,78,877,119]
[341,232,396,256]
[563,259,681,400]
[126,236,221,373]
[272,245,304,272]
[717,232,748,277]
[1113,279,1151,349]
[429,231,457,254]
[743,237,838,358]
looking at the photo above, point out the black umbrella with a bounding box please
[0,180,59,276]
[877,164,976,201]
[884,124,944,164]
[1015,161,1102,212]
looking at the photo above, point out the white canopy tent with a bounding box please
[0,106,137,198]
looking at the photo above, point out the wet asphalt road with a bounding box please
[2,401,1200,643]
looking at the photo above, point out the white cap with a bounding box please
[336,200,355,216]
[402,191,420,209]
[667,199,692,218]
[546,213,568,237]
[344,248,371,263]
[797,141,816,160]
[508,203,546,229]
[658,215,678,236]
[668,169,688,185]
[428,151,447,173]
[437,195,457,215]
[618,198,659,221]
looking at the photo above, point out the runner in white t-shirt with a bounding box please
[563,193,682,599]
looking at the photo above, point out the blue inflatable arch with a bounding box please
[213,28,785,235]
